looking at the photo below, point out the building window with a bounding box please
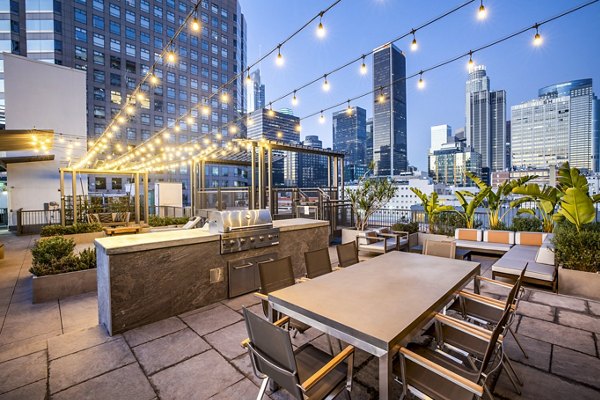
[140,0,149,12]
[93,50,104,65]
[93,105,105,119]
[125,26,135,40]
[110,90,122,104]
[93,69,105,83]
[141,113,150,125]
[154,115,163,127]
[109,20,120,35]
[125,60,136,73]
[110,73,121,86]
[125,43,135,57]
[140,48,150,61]
[92,15,104,29]
[111,178,122,190]
[93,87,105,101]
[109,3,120,17]
[110,55,120,69]
[110,38,120,52]
[125,9,135,23]
[74,45,87,61]
[74,8,87,23]
[93,33,104,48]
[92,0,104,11]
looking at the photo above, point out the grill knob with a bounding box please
[229,240,236,245]
[250,237,255,242]
[240,238,246,243]
[267,234,273,240]
[259,236,264,241]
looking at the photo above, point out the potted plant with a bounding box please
[40,222,105,243]
[343,168,397,243]
[30,236,97,303]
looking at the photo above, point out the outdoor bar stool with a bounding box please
[336,241,359,268]
[241,308,355,400]
[304,248,334,279]
[423,239,456,259]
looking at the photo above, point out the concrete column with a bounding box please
[134,172,140,224]
[258,145,265,209]
[143,172,149,223]
[267,146,273,215]
[71,170,77,224]
[332,157,339,188]
[189,160,195,214]
[327,156,331,188]
[340,159,345,199]
[250,145,256,210]
[200,159,206,209]
[59,169,65,225]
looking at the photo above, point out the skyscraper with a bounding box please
[373,43,407,176]
[511,79,599,172]
[366,117,373,168]
[332,106,367,182]
[246,68,265,113]
[428,140,482,187]
[0,0,247,199]
[430,124,452,153]
[298,135,327,188]
[465,65,507,175]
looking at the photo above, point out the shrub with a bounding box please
[391,221,419,234]
[29,236,96,276]
[40,223,103,237]
[553,222,600,273]
[489,221,510,231]
[148,215,190,227]
[510,216,543,232]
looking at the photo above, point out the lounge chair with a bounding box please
[356,230,396,254]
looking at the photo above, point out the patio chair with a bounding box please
[394,303,511,400]
[356,230,396,254]
[241,308,355,400]
[336,241,359,268]
[423,239,456,259]
[375,227,409,251]
[304,248,333,279]
[257,256,310,336]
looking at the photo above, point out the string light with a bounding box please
[346,100,352,115]
[468,50,474,70]
[316,12,326,38]
[322,74,330,92]
[292,90,298,106]
[166,47,177,64]
[221,91,229,103]
[360,56,367,75]
[149,72,160,86]
[319,111,325,124]
[378,87,386,103]
[276,45,284,66]
[295,123,302,132]
[186,115,194,125]
[417,71,425,89]
[190,15,201,31]
[245,69,252,86]
[410,29,418,51]
[533,23,543,46]
[125,104,135,115]
[136,92,145,102]
[478,0,487,20]
[267,103,275,117]
[201,104,210,116]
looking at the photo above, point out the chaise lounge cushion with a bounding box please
[455,240,512,253]
[515,232,547,246]
[455,229,482,242]
[484,230,515,245]
[357,231,396,253]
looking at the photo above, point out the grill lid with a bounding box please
[206,209,274,233]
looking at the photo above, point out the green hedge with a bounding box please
[391,221,419,234]
[29,236,96,276]
[510,216,543,232]
[40,223,103,237]
[148,215,190,227]
[553,222,600,273]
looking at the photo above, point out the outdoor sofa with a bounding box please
[87,212,131,227]
[356,228,409,254]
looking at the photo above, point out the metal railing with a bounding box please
[15,208,61,235]
[0,208,8,228]
[150,205,193,218]
[195,187,250,211]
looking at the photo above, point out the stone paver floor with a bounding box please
[1,232,599,399]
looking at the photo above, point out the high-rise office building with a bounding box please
[430,124,451,153]
[0,0,247,200]
[298,135,327,188]
[332,106,367,182]
[428,140,482,187]
[246,68,265,113]
[505,121,511,171]
[511,79,599,172]
[366,117,373,168]
[372,43,407,176]
[247,108,300,186]
[465,65,507,175]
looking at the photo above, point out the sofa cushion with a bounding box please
[524,262,556,282]
[456,240,511,253]
[493,258,527,272]
[516,232,547,246]
[359,241,396,253]
[455,229,482,241]
[535,238,555,266]
[484,230,515,245]
[97,213,113,224]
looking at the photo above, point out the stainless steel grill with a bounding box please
[204,209,280,254]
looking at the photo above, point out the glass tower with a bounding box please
[298,135,327,188]
[366,117,373,168]
[332,106,367,182]
[372,43,407,176]
[246,68,264,113]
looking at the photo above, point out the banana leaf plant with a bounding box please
[467,172,537,230]
[410,188,454,233]
[511,184,560,233]
[453,188,491,229]
[346,168,397,231]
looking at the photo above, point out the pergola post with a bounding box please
[327,156,331,188]
[250,144,256,209]
[71,169,77,224]
[143,172,149,223]
[200,159,205,209]
[267,146,273,215]
[134,172,140,224]
[59,169,66,226]
[258,145,265,209]
[189,160,195,214]
[332,157,339,189]
[340,160,345,199]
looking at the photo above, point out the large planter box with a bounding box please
[341,228,360,244]
[40,231,105,244]
[558,267,600,301]
[32,268,97,303]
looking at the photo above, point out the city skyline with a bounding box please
[240,0,600,170]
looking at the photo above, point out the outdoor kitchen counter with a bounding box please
[273,218,329,232]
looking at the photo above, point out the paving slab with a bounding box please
[49,336,136,394]
[557,309,600,334]
[516,300,555,322]
[0,350,47,395]
[123,316,187,347]
[208,378,261,400]
[517,316,596,356]
[204,320,248,360]
[494,361,600,400]
[52,363,156,400]
[150,350,243,400]
[0,301,62,346]
[503,333,552,372]
[221,293,260,311]
[59,292,98,333]
[529,291,587,312]
[182,304,243,336]
[0,335,48,364]
[230,354,263,388]
[291,327,323,349]
[133,328,210,375]
[0,379,46,400]
[588,300,600,317]
[47,325,116,361]
[551,346,600,390]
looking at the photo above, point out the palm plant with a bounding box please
[511,184,560,233]
[410,188,454,233]
[553,162,600,232]
[467,172,537,230]
[346,168,397,231]
[453,189,490,229]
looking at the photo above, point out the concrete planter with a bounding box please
[558,267,600,301]
[32,268,97,303]
[41,231,105,244]
[417,232,453,245]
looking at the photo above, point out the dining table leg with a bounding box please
[378,351,393,399]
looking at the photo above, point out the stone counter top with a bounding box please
[95,228,219,255]
[273,218,329,232]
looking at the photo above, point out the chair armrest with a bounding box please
[301,345,355,392]
[434,314,493,342]
[391,230,410,239]
[459,290,506,310]
[254,292,268,301]
[399,347,484,397]
[477,276,514,289]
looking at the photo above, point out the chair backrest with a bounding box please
[356,230,377,246]
[480,304,512,373]
[423,240,456,259]
[304,247,332,279]
[258,256,295,295]
[242,308,303,399]
[337,241,359,268]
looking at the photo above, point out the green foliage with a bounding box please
[40,223,103,237]
[29,236,96,276]
[453,188,490,229]
[346,169,397,231]
[511,184,560,233]
[552,162,599,232]
[553,222,600,273]
[148,215,191,227]
[410,188,453,233]
[432,212,466,236]
[510,216,543,232]
[391,221,419,234]
[489,221,510,231]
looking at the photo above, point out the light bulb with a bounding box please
[322,75,330,92]
[276,131,283,139]
[292,91,298,106]
[229,125,237,134]
[346,104,352,115]
[467,51,474,70]
[319,111,325,124]
[117,116,126,124]
[245,72,252,86]
[276,46,284,66]
[149,74,159,86]
[533,26,543,46]
[174,125,181,132]
[201,105,210,116]
[417,75,425,89]
[186,116,194,125]
[411,37,418,51]
[478,2,487,20]
[191,17,201,32]
[221,92,229,103]
[316,20,325,38]
[378,92,385,103]
[267,105,275,117]
[360,57,367,75]
[126,105,135,115]
[136,92,145,101]
[295,123,301,132]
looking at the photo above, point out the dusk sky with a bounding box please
[239,0,600,170]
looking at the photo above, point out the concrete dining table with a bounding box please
[268,251,481,399]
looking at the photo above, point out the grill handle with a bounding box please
[227,223,273,231]
[233,263,254,270]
